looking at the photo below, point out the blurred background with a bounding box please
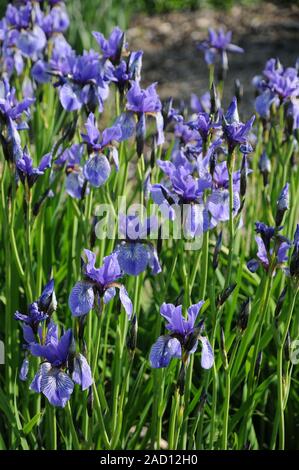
[70,0,299,113]
[1,0,298,111]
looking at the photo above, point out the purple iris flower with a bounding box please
[112,51,143,93]
[0,78,34,162]
[286,97,299,131]
[206,190,240,229]
[205,158,249,228]
[14,279,57,333]
[116,81,164,154]
[198,28,243,69]
[254,59,299,118]
[30,326,93,407]
[151,159,210,237]
[32,36,74,84]
[223,97,255,152]
[126,81,162,114]
[52,50,110,112]
[16,147,52,187]
[263,59,299,100]
[0,78,35,126]
[69,250,133,318]
[0,2,47,66]
[115,214,161,276]
[247,222,291,274]
[174,121,201,147]
[81,113,121,187]
[55,143,84,167]
[15,279,57,381]
[15,302,48,334]
[16,24,47,58]
[55,143,87,199]
[190,91,211,115]
[188,112,221,144]
[150,302,214,369]
[290,225,299,278]
[93,27,127,64]
[40,5,69,36]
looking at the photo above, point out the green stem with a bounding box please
[277,283,299,450]
[66,402,80,450]
[225,161,235,288]
[199,231,209,299]
[222,368,231,449]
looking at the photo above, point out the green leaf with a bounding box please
[23,411,45,435]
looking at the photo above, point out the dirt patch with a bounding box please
[127,2,299,115]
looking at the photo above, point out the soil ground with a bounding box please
[127,2,299,115]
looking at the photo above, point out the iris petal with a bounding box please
[68,281,94,317]
[149,335,181,368]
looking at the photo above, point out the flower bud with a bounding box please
[212,231,222,270]
[136,113,146,158]
[210,82,221,114]
[284,331,291,362]
[198,389,208,413]
[217,283,237,307]
[87,385,94,418]
[33,188,54,217]
[275,286,288,320]
[126,314,138,354]
[290,225,299,278]
[275,183,289,227]
[240,154,247,199]
[234,79,243,103]
[184,322,203,354]
[237,298,251,333]
[258,151,271,186]
[38,279,57,316]
[78,314,87,342]
[209,150,217,178]
[220,328,229,370]
[67,333,76,375]
[178,362,186,396]
[254,351,263,378]
[150,135,157,168]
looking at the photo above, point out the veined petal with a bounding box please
[69,281,94,317]
[41,368,74,407]
[83,154,111,187]
[72,354,93,391]
[59,83,82,112]
[116,242,149,276]
[30,362,52,393]
[118,285,133,319]
[19,358,29,381]
[103,286,116,304]
[149,335,181,368]
[199,336,214,369]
